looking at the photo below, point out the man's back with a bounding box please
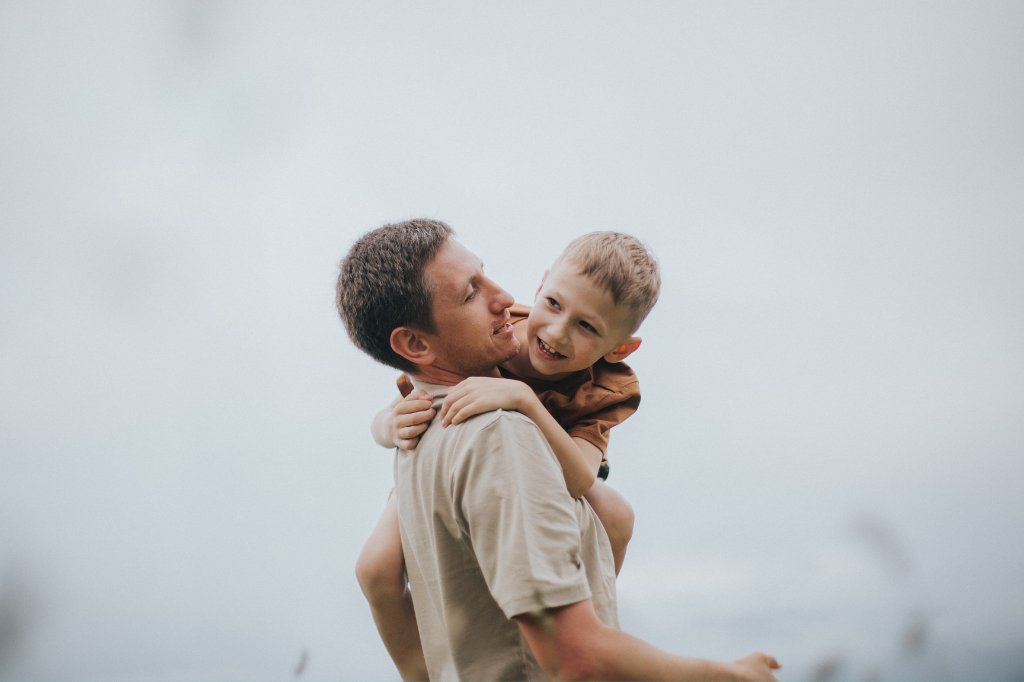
[395,380,618,681]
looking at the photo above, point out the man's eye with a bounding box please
[546,297,561,310]
[465,290,477,302]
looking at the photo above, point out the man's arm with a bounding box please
[516,599,780,682]
[458,414,778,681]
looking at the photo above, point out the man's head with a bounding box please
[525,231,660,377]
[337,219,518,381]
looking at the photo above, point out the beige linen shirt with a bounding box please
[396,379,619,681]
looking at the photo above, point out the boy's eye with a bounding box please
[546,297,561,310]
[579,321,596,333]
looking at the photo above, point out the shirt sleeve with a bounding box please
[452,412,593,619]
[566,378,641,454]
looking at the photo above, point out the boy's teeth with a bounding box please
[539,339,563,357]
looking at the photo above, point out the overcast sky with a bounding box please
[1,2,1022,680]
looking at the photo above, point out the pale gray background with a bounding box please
[1,2,1022,680]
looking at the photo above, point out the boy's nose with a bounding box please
[549,319,571,343]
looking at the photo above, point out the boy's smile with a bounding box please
[535,336,566,360]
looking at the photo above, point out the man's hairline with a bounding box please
[410,234,458,336]
[417,236,489,331]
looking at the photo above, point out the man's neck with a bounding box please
[409,364,502,386]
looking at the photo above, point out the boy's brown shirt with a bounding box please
[397,303,641,471]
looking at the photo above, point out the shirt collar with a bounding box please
[408,378,451,403]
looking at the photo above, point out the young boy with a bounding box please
[357,231,660,681]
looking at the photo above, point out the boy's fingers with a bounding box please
[411,407,436,424]
[398,420,431,437]
[396,399,433,415]
[449,401,474,425]
[445,391,507,426]
[442,398,467,426]
[395,408,434,429]
[440,386,487,426]
[439,389,469,421]
[447,397,481,426]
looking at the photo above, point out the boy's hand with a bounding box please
[729,652,781,681]
[439,377,534,427]
[389,388,436,450]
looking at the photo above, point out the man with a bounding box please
[338,219,780,681]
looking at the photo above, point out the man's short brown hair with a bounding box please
[337,219,454,373]
[555,231,660,334]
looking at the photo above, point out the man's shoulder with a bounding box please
[415,407,544,451]
[435,408,554,470]
[453,407,545,440]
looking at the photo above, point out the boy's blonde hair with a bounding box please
[554,231,660,335]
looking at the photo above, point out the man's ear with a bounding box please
[533,270,549,299]
[390,327,437,366]
[603,337,641,363]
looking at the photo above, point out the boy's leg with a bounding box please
[583,479,635,575]
[355,494,429,681]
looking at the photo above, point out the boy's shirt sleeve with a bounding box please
[566,387,640,453]
[564,360,641,454]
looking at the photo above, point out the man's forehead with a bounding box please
[425,240,484,292]
[446,239,483,267]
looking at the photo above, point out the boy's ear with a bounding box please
[390,327,437,366]
[604,337,641,363]
[534,270,549,299]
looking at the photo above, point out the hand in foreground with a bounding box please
[730,652,781,681]
[389,388,436,450]
[439,377,534,427]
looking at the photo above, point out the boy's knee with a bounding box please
[356,543,407,602]
[603,497,635,545]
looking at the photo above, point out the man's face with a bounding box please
[420,239,519,377]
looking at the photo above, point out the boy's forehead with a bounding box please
[547,259,606,297]
[545,261,631,328]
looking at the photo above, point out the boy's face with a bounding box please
[526,260,635,378]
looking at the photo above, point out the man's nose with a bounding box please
[488,279,514,313]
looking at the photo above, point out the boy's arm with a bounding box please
[439,377,601,498]
[526,409,601,498]
[371,390,436,450]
